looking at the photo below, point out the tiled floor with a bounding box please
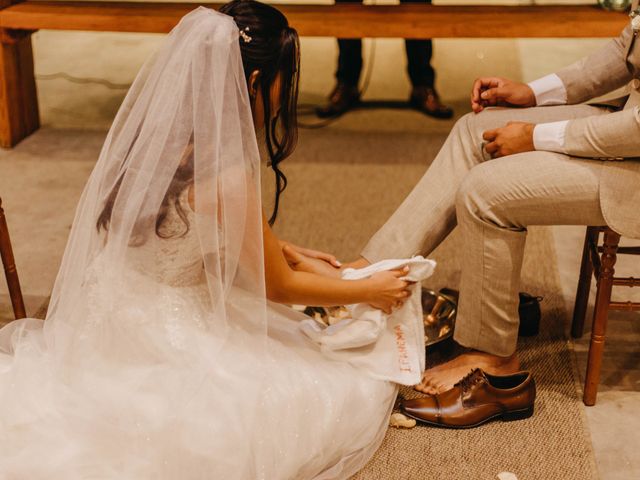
[1,24,640,479]
[553,227,640,480]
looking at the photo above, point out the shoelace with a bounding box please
[454,368,484,392]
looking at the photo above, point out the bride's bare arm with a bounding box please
[263,215,410,312]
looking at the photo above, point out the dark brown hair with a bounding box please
[220,0,300,225]
[97,0,300,234]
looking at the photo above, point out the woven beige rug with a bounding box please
[272,161,598,480]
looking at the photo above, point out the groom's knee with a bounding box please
[451,112,476,137]
[450,110,495,147]
[457,108,513,139]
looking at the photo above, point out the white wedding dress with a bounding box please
[0,8,397,480]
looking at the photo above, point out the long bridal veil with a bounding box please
[0,7,396,479]
[0,8,270,477]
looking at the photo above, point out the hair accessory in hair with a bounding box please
[239,26,253,44]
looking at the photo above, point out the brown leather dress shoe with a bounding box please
[316,83,361,118]
[401,369,536,429]
[409,86,454,119]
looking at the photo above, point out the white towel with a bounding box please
[300,256,436,385]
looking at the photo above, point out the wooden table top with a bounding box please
[0,1,630,38]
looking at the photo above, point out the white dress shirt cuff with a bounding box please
[533,120,569,153]
[528,74,567,106]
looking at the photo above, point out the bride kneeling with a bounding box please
[0,2,413,479]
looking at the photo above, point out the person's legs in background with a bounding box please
[401,0,453,118]
[318,0,453,118]
[316,0,363,118]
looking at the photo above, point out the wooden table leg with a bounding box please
[0,28,39,148]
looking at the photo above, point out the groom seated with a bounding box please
[286,9,640,418]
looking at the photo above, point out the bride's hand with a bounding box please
[365,267,413,314]
[282,245,342,278]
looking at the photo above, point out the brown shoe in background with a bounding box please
[316,83,361,118]
[409,86,454,119]
[402,368,536,429]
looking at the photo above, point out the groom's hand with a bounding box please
[471,77,536,113]
[483,122,535,159]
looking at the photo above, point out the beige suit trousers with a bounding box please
[361,105,611,356]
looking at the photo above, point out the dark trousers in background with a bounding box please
[336,0,435,88]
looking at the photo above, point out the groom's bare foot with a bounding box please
[287,255,371,279]
[414,350,520,395]
[341,257,370,271]
[283,246,342,278]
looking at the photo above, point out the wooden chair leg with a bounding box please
[571,226,598,338]
[0,198,26,320]
[0,28,40,148]
[583,228,620,406]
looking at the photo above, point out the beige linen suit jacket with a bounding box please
[555,1,640,238]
